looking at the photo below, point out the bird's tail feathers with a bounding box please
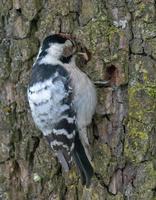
[72,133,93,187]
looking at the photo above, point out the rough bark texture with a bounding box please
[0,0,156,199]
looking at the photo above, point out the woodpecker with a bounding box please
[27,34,97,187]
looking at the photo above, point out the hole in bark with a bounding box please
[106,65,117,78]
[16,8,22,15]
[105,65,118,84]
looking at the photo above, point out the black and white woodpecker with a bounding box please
[27,34,97,187]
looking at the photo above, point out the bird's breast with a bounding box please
[64,63,97,128]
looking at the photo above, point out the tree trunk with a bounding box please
[0,0,156,199]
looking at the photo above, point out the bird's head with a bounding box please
[41,33,91,64]
[41,34,76,59]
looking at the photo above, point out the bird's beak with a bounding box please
[76,45,91,62]
[77,52,89,61]
[58,33,76,47]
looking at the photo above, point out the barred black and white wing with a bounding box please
[27,63,76,171]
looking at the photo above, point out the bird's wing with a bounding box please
[28,62,77,171]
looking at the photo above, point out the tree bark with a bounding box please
[0,0,156,199]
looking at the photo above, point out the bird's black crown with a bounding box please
[42,34,67,51]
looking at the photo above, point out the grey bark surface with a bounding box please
[0,0,156,199]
